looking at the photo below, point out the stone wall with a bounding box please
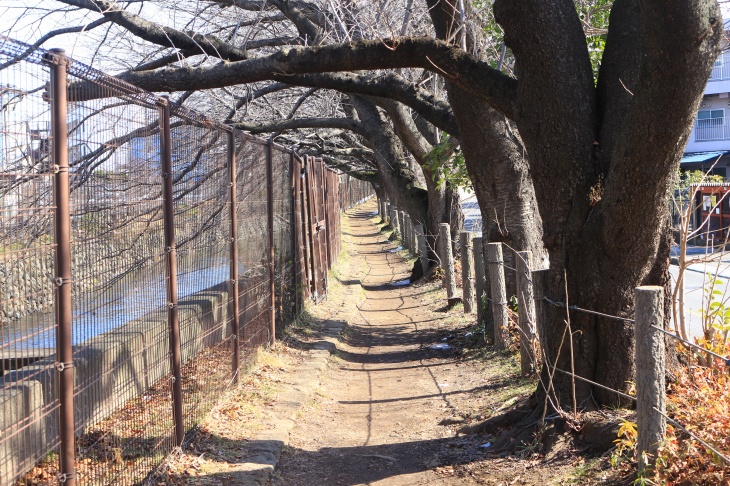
[0,281,231,484]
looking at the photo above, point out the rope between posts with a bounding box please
[544,297,729,365]
[654,407,730,466]
[650,325,730,366]
[543,297,635,323]
[483,294,509,306]
[552,366,636,402]
[486,260,517,272]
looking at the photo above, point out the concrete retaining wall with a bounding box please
[0,282,230,484]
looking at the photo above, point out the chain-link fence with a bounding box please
[0,36,373,485]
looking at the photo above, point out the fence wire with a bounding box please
[65,69,175,485]
[0,38,58,485]
[0,35,374,485]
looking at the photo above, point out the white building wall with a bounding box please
[686,95,730,153]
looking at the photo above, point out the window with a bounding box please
[698,109,725,125]
[696,109,726,141]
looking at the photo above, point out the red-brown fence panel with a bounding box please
[0,34,364,485]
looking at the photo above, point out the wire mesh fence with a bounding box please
[471,240,730,474]
[0,37,58,486]
[0,36,374,485]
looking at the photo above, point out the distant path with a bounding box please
[272,202,563,485]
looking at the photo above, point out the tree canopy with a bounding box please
[3,0,725,407]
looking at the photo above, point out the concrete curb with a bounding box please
[224,324,343,485]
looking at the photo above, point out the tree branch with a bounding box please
[0,17,109,71]
[281,72,460,136]
[232,116,366,135]
[58,0,251,60]
[98,37,517,118]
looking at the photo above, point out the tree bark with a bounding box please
[494,0,723,405]
[350,96,429,232]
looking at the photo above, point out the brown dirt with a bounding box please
[271,203,585,485]
[148,200,627,485]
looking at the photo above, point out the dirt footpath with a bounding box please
[272,203,570,485]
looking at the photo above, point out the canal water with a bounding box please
[2,258,232,350]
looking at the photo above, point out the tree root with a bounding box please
[458,401,632,457]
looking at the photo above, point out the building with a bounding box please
[682,37,730,177]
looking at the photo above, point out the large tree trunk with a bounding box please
[375,97,462,254]
[425,0,545,331]
[494,0,723,406]
[350,96,430,233]
[448,93,545,293]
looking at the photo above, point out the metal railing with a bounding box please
[694,118,730,141]
[709,52,730,81]
[0,36,373,485]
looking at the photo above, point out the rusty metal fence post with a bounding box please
[299,157,313,299]
[324,168,333,269]
[290,152,300,313]
[159,98,185,446]
[304,156,321,300]
[227,132,241,382]
[47,48,76,486]
[266,140,276,344]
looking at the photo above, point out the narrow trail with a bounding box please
[159,201,596,485]
[273,202,497,485]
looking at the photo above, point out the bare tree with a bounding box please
[2,0,724,410]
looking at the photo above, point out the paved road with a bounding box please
[670,247,730,340]
[460,194,720,341]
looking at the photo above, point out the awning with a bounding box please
[680,151,729,164]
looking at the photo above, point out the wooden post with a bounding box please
[487,242,509,349]
[410,218,417,253]
[401,214,409,248]
[404,214,412,250]
[398,211,405,241]
[635,286,666,474]
[409,216,416,252]
[461,232,476,314]
[439,223,458,302]
[391,208,400,234]
[516,251,537,375]
[473,237,486,334]
[416,224,429,274]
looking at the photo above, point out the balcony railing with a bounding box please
[710,53,730,81]
[695,119,730,141]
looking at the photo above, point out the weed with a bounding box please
[610,419,638,468]
[565,457,603,484]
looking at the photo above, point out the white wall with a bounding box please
[686,94,730,153]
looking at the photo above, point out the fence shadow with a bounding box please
[159,436,487,485]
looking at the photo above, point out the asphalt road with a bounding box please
[670,248,730,340]
[461,195,718,341]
